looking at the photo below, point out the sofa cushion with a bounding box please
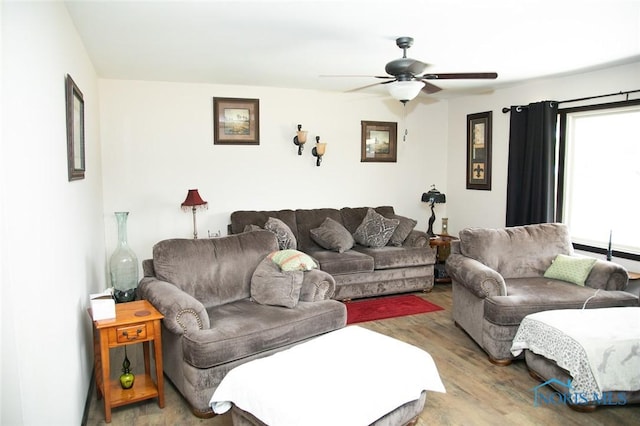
[251,258,303,308]
[152,231,279,308]
[264,217,297,250]
[543,254,596,286]
[353,245,436,270]
[353,208,400,248]
[483,277,639,326]
[340,206,395,233]
[309,249,374,275]
[183,299,347,369]
[310,217,354,253]
[267,249,317,272]
[458,223,574,279]
[230,210,298,242]
[294,208,344,252]
[386,214,418,247]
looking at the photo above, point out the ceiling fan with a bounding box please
[336,37,498,103]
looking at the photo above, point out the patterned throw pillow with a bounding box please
[310,217,355,253]
[543,254,597,286]
[268,249,317,272]
[264,217,297,250]
[353,208,400,248]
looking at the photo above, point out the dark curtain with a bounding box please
[505,101,558,226]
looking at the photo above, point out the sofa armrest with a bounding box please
[138,277,210,335]
[584,259,629,291]
[299,269,336,301]
[403,230,430,248]
[445,254,507,298]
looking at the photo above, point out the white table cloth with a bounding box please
[511,307,640,400]
[210,325,445,426]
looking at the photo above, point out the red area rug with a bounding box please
[345,294,444,325]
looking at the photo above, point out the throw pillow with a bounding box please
[353,208,400,248]
[243,224,262,233]
[268,249,317,272]
[251,257,303,308]
[543,254,597,286]
[310,217,355,253]
[387,214,417,246]
[264,217,297,250]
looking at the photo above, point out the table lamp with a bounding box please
[421,185,446,238]
[181,189,208,239]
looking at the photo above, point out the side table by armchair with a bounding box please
[429,234,458,283]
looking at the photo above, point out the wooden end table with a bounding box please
[89,299,165,423]
[429,234,458,283]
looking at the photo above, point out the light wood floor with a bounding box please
[85,285,640,425]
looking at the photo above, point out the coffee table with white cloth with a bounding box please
[511,307,640,408]
[210,325,446,426]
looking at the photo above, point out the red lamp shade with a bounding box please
[181,189,208,209]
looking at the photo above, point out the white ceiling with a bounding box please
[65,0,640,99]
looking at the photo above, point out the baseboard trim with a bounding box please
[81,372,95,426]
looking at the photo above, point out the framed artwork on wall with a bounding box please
[466,111,492,190]
[360,120,397,162]
[213,97,260,145]
[65,74,85,181]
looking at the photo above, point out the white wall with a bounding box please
[446,61,640,270]
[99,80,449,262]
[1,4,638,423]
[1,2,105,424]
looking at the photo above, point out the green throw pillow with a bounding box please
[543,254,597,286]
[268,249,317,272]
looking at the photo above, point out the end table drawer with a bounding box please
[116,323,147,343]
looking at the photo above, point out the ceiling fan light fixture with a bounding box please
[387,80,425,103]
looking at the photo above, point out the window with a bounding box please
[557,99,640,260]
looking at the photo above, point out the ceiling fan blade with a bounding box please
[319,75,393,79]
[421,72,498,80]
[420,81,442,94]
[344,81,390,93]
[407,60,429,76]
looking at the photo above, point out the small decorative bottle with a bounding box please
[119,346,135,389]
[109,212,139,303]
[441,218,449,235]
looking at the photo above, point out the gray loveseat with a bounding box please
[138,230,346,417]
[230,206,436,300]
[446,223,638,365]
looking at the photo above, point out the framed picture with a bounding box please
[65,74,85,181]
[466,111,492,190]
[360,120,397,162]
[213,97,260,145]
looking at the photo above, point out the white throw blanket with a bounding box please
[210,325,446,426]
[511,307,640,399]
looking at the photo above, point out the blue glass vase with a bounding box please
[110,212,139,303]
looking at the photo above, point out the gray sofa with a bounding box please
[138,230,347,417]
[230,206,436,300]
[446,223,638,365]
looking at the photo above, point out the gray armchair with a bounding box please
[446,223,636,365]
[138,231,346,416]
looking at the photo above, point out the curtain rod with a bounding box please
[501,89,640,113]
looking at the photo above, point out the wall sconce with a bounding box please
[293,124,308,155]
[312,136,326,166]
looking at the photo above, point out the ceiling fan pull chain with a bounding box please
[403,104,408,142]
